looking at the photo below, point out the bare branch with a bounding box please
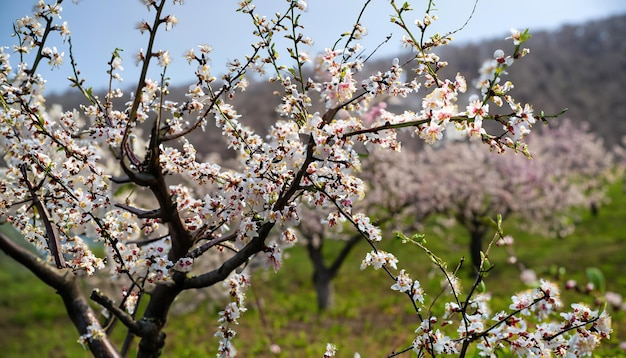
[187,232,238,259]
[0,228,66,288]
[0,230,120,357]
[91,289,142,336]
[183,223,271,289]
[115,203,162,219]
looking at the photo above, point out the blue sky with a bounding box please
[2,0,625,94]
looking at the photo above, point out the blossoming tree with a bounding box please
[0,0,612,357]
[298,118,615,311]
[413,119,616,270]
[297,133,435,311]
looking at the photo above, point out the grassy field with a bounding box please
[1,183,625,357]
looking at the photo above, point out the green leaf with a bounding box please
[480,216,498,230]
[112,48,124,58]
[519,28,532,43]
[114,183,136,197]
[410,233,426,244]
[480,214,504,236]
[586,267,606,293]
[481,251,492,271]
[394,231,408,242]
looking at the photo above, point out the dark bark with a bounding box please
[313,267,335,310]
[306,233,361,310]
[132,125,315,356]
[136,223,274,357]
[469,228,484,272]
[132,155,194,357]
[468,216,489,272]
[0,230,120,357]
[60,280,121,358]
[455,208,492,273]
[183,223,273,289]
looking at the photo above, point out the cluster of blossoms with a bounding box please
[216,272,251,357]
[77,323,106,350]
[391,269,425,304]
[0,1,613,357]
[405,280,612,357]
[360,250,399,271]
[323,343,338,357]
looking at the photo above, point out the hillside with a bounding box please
[46,14,626,153]
[437,14,626,146]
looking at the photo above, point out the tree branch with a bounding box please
[91,289,142,336]
[0,229,120,357]
[183,222,272,289]
[20,164,65,269]
[115,203,162,219]
[0,228,66,288]
[186,232,238,259]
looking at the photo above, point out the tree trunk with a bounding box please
[469,228,483,272]
[305,233,361,311]
[135,271,185,357]
[313,267,335,310]
[60,279,121,358]
[306,234,332,311]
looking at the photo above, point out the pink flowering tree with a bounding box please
[299,118,615,310]
[297,140,432,310]
[0,1,612,357]
[412,119,616,271]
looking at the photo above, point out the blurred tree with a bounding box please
[299,119,617,310]
[415,120,617,270]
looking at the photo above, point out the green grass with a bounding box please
[1,183,626,357]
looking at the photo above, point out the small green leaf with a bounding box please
[394,231,408,242]
[480,216,498,230]
[586,267,606,293]
[410,233,426,244]
[114,183,136,197]
[481,251,492,271]
[519,29,532,43]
